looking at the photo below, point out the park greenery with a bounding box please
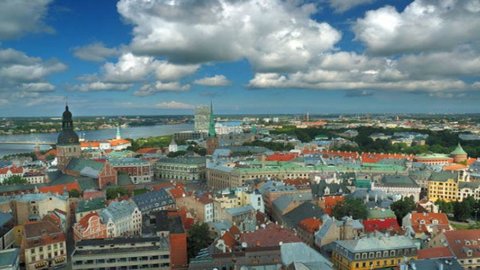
[1,175,27,185]
[106,186,129,200]
[243,140,294,152]
[128,135,172,151]
[436,197,480,222]
[68,189,81,198]
[332,198,368,220]
[187,222,213,260]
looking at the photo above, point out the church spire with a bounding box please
[208,101,216,137]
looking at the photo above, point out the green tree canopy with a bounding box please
[2,175,27,185]
[68,189,81,198]
[187,222,213,260]
[106,186,129,200]
[332,198,368,220]
[390,197,416,225]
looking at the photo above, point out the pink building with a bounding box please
[73,212,107,242]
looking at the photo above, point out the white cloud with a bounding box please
[155,101,195,110]
[73,42,119,62]
[73,82,132,92]
[194,75,231,86]
[134,81,190,96]
[329,0,375,12]
[155,62,199,81]
[354,0,480,55]
[117,0,340,71]
[0,0,53,40]
[0,48,66,94]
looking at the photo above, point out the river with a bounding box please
[0,123,194,157]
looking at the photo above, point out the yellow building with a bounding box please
[332,235,418,270]
[427,171,470,202]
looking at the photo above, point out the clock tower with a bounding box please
[56,104,81,170]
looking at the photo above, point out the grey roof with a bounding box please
[273,194,312,213]
[335,235,417,253]
[76,198,105,213]
[66,158,104,178]
[459,181,480,189]
[281,242,332,269]
[258,180,296,194]
[430,171,458,182]
[0,213,13,228]
[132,189,174,213]
[0,248,19,267]
[380,175,419,188]
[282,202,324,229]
[225,205,255,217]
[316,216,335,239]
[311,180,350,197]
[100,200,138,223]
[401,259,463,270]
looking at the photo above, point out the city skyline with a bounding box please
[1,0,480,116]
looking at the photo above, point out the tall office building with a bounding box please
[194,105,211,132]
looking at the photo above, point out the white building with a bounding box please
[100,200,142,238]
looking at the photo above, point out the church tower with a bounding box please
[206,102,219,155]
[57,104,81,170]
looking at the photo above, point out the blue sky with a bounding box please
[1,0,480,116]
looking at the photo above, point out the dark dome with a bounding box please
[63,106,72,120]
[57,129,79,145]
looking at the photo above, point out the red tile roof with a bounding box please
[265,153,298,162]
[361,153,413,163]
[409,212,450,234]
[0,166,23,174]
[298,217,322,233]
[136,148,161,154]
[38,181,81,194]
[417,247,454,259]
[109,139,131,146]
[321,150,360,160]
[363,218,400,233]
[81,141,100,148]
[283,178,311,189]
[239,223,301,248]
[442,229,480,259]
[220,231,237,249]
[443,163,467,171]
[169,187,185,199]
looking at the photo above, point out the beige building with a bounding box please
[22,221,67,270]
[10,193,69,226]
[155,157,206,182]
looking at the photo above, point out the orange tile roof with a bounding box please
[81,141,100,148]
[361,153,413,163]
[443,163,467,171]
[410,212,450,234]
[169,187,185,199]
[0,166,23,174]
[265,153,298,162]
[109,139,131,146]
[467,158,477,165]
[220,231,237,249]
[417,247,454,259]
[45,149,57,157]
[38,181,81,194]
[323,195,344,216]
[137,148,161,154]
[443,229,480,259]
[321,150,360,160]
[298,217,322,233]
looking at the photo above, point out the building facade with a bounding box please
[71,237,170,270]
[332,235,418,270]
[100,200,142,238]
[73,212,107,242]
[155,157,206,182]
[110,158,153,184]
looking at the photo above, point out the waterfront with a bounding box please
[0,123,193,157]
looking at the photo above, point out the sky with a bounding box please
[1,0,480,116]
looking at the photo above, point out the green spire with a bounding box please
[208,101,216,137]
[451,143,467,155]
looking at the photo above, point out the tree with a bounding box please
[187,222,213,260]
[332,198,368,220]
[453,196,475,222]
[106,186,129,200]
[68,189,81,198]
[2,175,27,185]
[390,197,416,225]
[435,199,453,214]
